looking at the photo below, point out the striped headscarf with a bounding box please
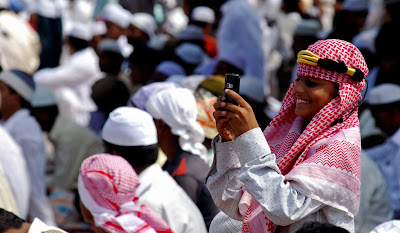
[242,39,368,232]
[78,154,173,233]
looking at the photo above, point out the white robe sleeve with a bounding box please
[206,128,326,226]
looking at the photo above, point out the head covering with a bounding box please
[0,70,35,102]
[130,13,157,38]
[92,20,107,36]
[97,38,122,55]
[145,88,207,159]
[78,153,173,233]
[191,6,215,24]
[30,85,57,107]
[198,75,225,96]
[28,218,67,233]
[129,82,179,110]
[177,25,204,41]
[162,7,188,37]
[102,107,157,147]
[371,220,400,233]
[175,43,204,65]
[155,61,186,76]
[367,83,400,105]
[242,39,368,232]
[68,23,92,41]
[342,0,370,11]
[101,3,131,29]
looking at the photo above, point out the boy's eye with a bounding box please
[305,79,317,87]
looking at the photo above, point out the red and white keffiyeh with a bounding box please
[78,154,174,233]
[241,39,369,232]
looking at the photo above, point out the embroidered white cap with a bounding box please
[130,13,157,38]
[102,3,131,29]
[102,106,157,146]
[68,23,92,41]
[367,83,400,105]
[191,6,215,24]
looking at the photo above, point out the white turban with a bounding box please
[145,88,207,160]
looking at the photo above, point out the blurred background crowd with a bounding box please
[0,0,399,232]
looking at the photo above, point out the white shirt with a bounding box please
[0,125,30,218]
[34,47,103,127]
[206,128,355,233]
[2,109,56,225]
[137,163,208,233]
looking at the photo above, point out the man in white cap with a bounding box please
[0,70,56,226]
[89,20,107,51]
[101,106,208,233]
[30,86,103,191]
[127,12,157,46]
[190,6,217,58]
[34,22,102,127]
[101,3,133,58]
[365,83,400,218]
[0,208,66,233]
[145,88,219,230]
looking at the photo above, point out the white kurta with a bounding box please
[0,125,30,218]
[206,128,355,233]
[34,47,103,127]
[2,109,56,225]
[137,163,208,233]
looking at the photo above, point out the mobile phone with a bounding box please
[223,73,240,105]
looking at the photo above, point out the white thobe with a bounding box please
[137,163,208,233]
[0,125,30,218]
[34,47,103,127]
[2,109,56,225]
[206,128,355,233]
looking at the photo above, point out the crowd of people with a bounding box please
[0,0,399,232]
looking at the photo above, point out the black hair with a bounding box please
[103,141,159,169]
[295,222,350,233]
[0,208,26,233]
[190,20,208,29]
[68,36,89,51]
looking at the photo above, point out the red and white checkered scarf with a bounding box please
[241,39,368,232]
[78,154,174,233]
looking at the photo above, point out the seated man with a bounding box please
[101,106,208,233]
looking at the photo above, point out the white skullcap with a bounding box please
[175,42,205,65]
[367,83,400,105]
[0,70,35,102]
[97,38,122,55]
[68,23,92,41]
[102,3,131,28]
[102,106,157,146]
[31,85,57,107]
[162,7,188,37]
[28,218,67,233]
[129,82,179,110]
[371,220,400,233]
[130,13,157,38]
[342,0,370,11]
[91,21,107,36]
[0,0,8,9]
[191,6,215,24]
[145,88,207,159]
[155,61,186,76]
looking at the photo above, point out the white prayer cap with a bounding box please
[162,7,188,37]
[342,0,370,11]
[0,70,35,102]
[191,6,215,24]
[0,0,8,9]
[370,220,400,232]
[91,20,107,36]
[97,38,122,55]
[130,13,157,38]
[367,83,400,105]
[145,88,207,159]
[31,85,57,107]
[175,42,205,65]
[102,3,131,28]
[129,82,179,110]
[155,61,186,76]
[102,106,157,146]
[28,218,67,233]
[68,23,92,41]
